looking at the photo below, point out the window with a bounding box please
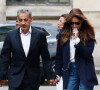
[7,0,70,5]
[48,0,70,3]
[0,26,16,41]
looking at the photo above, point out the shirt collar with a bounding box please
[20,26,32,35]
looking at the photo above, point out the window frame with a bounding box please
[6,0,70,5]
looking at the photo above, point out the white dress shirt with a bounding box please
[70,37,80,62]
[20,26,32,57]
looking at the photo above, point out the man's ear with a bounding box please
[31,16,33,22]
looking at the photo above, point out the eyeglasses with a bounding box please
[70,22,81,25]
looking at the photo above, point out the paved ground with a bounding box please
[0,74,100,90]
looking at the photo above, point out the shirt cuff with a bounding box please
[56,75,61,81]
[72,37,80,45]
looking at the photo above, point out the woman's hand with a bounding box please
[72,28,79,39]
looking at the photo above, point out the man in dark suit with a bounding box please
[0,9,56,90]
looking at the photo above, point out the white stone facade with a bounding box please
[0,0,100,28]
[0,0,6,23]
[73,0,100,29]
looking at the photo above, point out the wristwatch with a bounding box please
[56,75,61,81]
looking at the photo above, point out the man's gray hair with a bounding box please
[17,8,32,18]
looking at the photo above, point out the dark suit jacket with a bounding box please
[55,34,98,89]
[0,26,56,88]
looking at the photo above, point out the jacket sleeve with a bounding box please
[40,32,56,80]
[74,37,95,59]
[55,34,63,76]
[0,32,11,80]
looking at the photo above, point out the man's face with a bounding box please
[18,12,33,33]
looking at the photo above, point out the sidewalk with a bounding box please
[0,74,100,90]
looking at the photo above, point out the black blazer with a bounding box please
[0,26,56,88]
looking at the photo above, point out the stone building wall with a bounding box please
[0,0,6,23]
[73,0,100,29]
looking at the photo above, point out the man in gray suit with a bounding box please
[0,9,56,90]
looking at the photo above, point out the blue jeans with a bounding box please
[66,63,94,90]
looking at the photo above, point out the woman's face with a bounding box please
[70,17,82,30]
[57,17,65,30]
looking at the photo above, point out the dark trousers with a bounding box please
[9,71,39,90]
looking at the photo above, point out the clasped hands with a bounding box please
[48,78,59,85]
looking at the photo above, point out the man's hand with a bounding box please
[0,80,8,85]
[48,78,59,85]
[53,78,59,85]
[48,79,55,85]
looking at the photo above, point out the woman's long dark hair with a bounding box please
[61,8,97,46]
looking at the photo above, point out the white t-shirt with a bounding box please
[70,37,80,62]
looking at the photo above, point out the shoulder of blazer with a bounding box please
[6,28,19,36]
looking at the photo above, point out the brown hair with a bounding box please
[61,8,96,46]
[60,14,68,18]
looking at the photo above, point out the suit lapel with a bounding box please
[16,28,26,57]
[27,27,36,58]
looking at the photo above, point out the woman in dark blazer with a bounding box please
[56,13,68,90]
[55,8,98,90]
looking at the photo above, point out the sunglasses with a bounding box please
[70,22,81,25]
